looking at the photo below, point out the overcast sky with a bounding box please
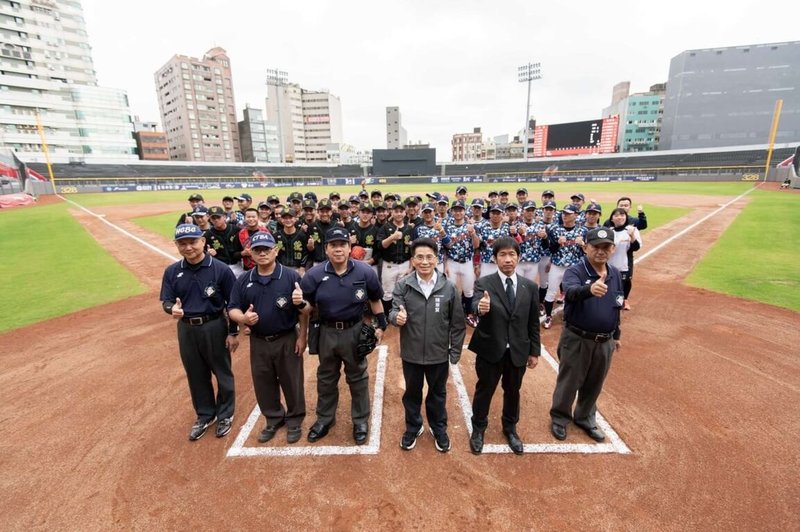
[82,0,796,161]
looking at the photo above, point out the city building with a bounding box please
[133,117,159,132]
[133,129,169,160]
[603,82,665,152]
[237,105,268,162]
[265,80,342,163]
[0,0,137,161]
[154,47,240,162]
[480,134,524,160]
[386,106,407,149]
[326,143,372,165]
[660,41,800,150]
[452,127,483,161]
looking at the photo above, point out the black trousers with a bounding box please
[402,360,449,436]
[471,349,526,432]
[250,330,305,429]
[316,323,370,425]
[177,317,235,422]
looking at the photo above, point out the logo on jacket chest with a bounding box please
[276,296,288,308]
[355,287,366,301]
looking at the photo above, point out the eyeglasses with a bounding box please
[252,248,273,255]
[413,255,436,262]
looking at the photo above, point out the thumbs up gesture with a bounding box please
[590,272,608,297]
[396,305,408,326]
[478,290,491,316]
[243,303,259,326]
[171,297,184,319]
[292,282,303,306]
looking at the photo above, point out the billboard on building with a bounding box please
[532,116,619,157]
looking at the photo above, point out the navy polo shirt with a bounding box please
[228,263,301,336]
[160,253,236,317]
[562,257,622,339]
[300,259,383,322]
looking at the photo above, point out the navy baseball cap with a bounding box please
[543,200,557,209]
[562,204,579,214]
[250,232,276,248]
[522,200,537,210]
[191,206,209,217]
[349,194,361,203]
[304,191,318,201]
[174,224,204,240]
[426,192,441,200]
[586,202,602,213]
[421,202,435,212]
[451,200,467,209]
[358,190,369,199]
[471,198,485,207]
[325,227,350,243]
[235,193,252,201]
[188,193,204,201]
[585,227,615,246]
[504,203,519,211]
[542,189,555,197]
[489,204,504,213]
[571,193,585,201]
[456,185,467,194]
[208,206,225,217]
[437,195,449,204]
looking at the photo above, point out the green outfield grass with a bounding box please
[130,212,179,239]
[0,203,145,333]
[686,189,800,311]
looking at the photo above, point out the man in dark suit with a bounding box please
[468,237,541,455]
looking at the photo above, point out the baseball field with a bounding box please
[1,180,798,530]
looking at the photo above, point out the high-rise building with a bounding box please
[603,83,665,152]
[660,41,800,150]
[386,106,407,149]
[265,82,342,163]
[451,127,482,161]
[155,47,240,161]
[0,0,137,160]
[237,105,268,162]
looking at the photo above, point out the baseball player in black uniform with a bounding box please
[275,208,310,273]
[204,206,244,277]
[377,204,415,315]
[160,224,239,441]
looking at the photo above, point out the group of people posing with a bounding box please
[161,184,644,453]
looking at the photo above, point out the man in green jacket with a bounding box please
[389,237,466,452]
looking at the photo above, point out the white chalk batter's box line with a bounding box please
[225,343,630,457]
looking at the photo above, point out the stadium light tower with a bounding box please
[518,62,542,161]
[266,68,289,163]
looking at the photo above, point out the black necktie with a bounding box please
[505,277,516,308]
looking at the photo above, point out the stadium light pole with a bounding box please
[266,68,288,163]
[518,62,542,161]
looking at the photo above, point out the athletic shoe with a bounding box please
[215,417,233,438]
[465,314,479,328]
[431,428,451,453]
[188,417,216,441]
[539,304,545,317]
[400,426,425,450]
[543,316,552,329]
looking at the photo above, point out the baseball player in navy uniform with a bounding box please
[228,232,310,444]
[413,202,450,274]
[543,204,588,329]
[299,227,386,445]
[160,224,239,441]
[443,200,481,326]
[477,204,511,278]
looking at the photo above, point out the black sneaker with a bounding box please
[431,428,451,453]
[215,417,233,438]
[399,426,424,450]
[189,417,216,441]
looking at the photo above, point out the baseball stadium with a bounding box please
[1,140,798,529]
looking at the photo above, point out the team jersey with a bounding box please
[308,220,335,263]
[516,221,548,264]
[275,228,309,268]
[376,222,414,263]
[548,224,587,267]
[204,224,243,265]
[413,223,450,264]
[352,223,379,263]
[477,222,510,264]
[443,222,476,263]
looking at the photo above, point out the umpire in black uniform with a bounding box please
[160,224,239,441]
[550,227,623,442]
[228,232,310,444]
[299,227,386,445]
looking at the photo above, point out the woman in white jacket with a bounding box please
[608,208,642,310]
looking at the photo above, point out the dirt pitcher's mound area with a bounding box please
[1,192,798,530]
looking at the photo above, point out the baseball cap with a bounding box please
[426,192,441,200]
[488,190,499,197]
[208,206,225,217]
[543,199,557,209]
[391,202,406,211]
[358,190,369,199]
[302,198,317,209]
[489,204,504,213]
[504,203,518,211]
[304,191,318,201]
[404,196,420,206]
[174,224,204,240]
[329,191,341,199]
[338,202,350,210]
[191,206,209,217]
[571,193,585,201]
[562,204,580,214]
[516,187,528,194]
[586,202,602,213]
[451,200,467,210]
[222,195,234,202]
[499,190,509,196]
[471,198,485,207]
[349,194,361,203]
[250,232,276,248]
[235,193,252,201]
[287,192,303,202]
[325,227,350,243]
[522,200,537,210]
[421,202,435,212]
[585,227,615,246]
[437,195,449,204]
[318,198,333,210]
[257,201,271,210]
[456,185,467,194]
[281,207,299,217]
[359,203,375,212]
[370,190,382,198]
[541,189,555,197]
[375,202,388,210]
[267,195,280,203]
[188,193,204,201]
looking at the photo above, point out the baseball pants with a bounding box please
[381,260,410,301]
[446,258,475,297]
